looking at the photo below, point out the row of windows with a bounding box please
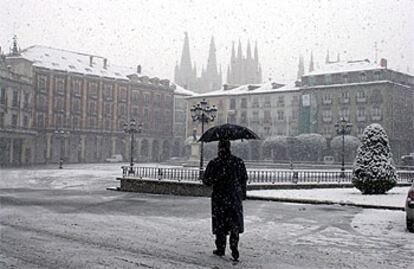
[322,107,382,122]
[321,90,382,105]
[229,96,299,110]
[305,70,384,86]
[37,76,173,106]
[0,87,31,108]
[34,95,172,117]
[34,109,172,130]
[228,110,297,124]
[0,112,30,128]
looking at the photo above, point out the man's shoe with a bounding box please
[213,249,225,256]
[231,248,239,261]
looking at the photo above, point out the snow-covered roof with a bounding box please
[302,80,411,90]
[17,45,152,81]
[304,59,384,76]
[172,83,195,96]
[189,81,300,98]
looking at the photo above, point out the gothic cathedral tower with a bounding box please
[226,40,262,85]
[174,33,222,93]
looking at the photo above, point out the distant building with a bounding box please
[174,33,222,94]
[174,35,263,93]
[299,58,414,160]
[2,43,175,165]
[226,40,262,85]
[0,46,36,165]
[186,81,300,160]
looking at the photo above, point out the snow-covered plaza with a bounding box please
[1,163,413,268]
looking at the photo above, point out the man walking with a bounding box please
[202,140,248,261]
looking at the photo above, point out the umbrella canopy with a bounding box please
[198,123,260,143]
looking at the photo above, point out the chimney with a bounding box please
[380,58,387,69]
[137,65,142,74]
[103,58,107,69]
[223,84,228,91]
[89,56,93,67]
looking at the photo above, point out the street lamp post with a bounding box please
[335,117,353,178]
[54,128,69,169]
[123,119,142,175]
[190,99,217,179]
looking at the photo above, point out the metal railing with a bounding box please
[122,166,414,185]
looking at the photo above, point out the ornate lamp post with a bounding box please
[190,99,217,179]
[335,117,353,178]
[123,119,142,175]
[54,128,69,169]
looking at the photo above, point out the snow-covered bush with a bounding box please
[352,124,397,194]
[296,133,327,162]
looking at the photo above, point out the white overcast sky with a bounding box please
[0,0,413,82]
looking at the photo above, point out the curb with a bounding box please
[246,195,405,211]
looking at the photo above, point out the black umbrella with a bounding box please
[198,123,261,143]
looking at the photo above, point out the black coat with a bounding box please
[202,153,248,235]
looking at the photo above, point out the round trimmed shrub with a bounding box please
[352,123,398,194]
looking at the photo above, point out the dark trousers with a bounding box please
[215,232,239,253]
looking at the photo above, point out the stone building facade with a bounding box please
[186,82,301,160]
[2,45,175,166]
[299,59,414,160]
[0,52,36,165]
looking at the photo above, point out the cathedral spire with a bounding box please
[246,40,252,60]
[309,51,315,72]
[297,54,304,80]
[206,36,218,77]
[227,39,262,85]
[179,32,192,74]
[175,32,197,90]
[231,42,236,62]
[237,40,243,61]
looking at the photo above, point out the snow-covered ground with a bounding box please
[248,187,409,208]
[1,164,414,268]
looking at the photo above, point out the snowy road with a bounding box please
[0,164,413,268]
